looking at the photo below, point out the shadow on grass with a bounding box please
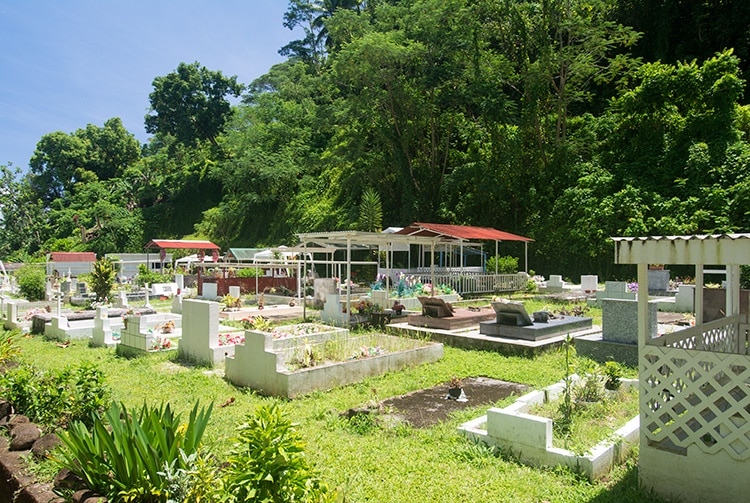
[584,460,677,503]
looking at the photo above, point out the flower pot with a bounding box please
[448,387,463,399]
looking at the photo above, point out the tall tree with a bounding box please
[145,62,243,147]
[280,0,365,70]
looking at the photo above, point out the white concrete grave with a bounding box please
[202,282,218,299]
[4,299,29,330]
[151,283,178,297]
[91,306,123,348]
[673,284,695,312]
[177,299,244,366]
[225,325,443,398]
[459,378,639,481]
[171,294,183,314]
[117,312,182,353]
[175,274,185,293]
[45,315,91,341]
[546,275,564,293]
[114,291,129,309]
[581,275,599,293]
[228,285,241,299]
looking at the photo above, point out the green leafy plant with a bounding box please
[486,255,519,274]
[574,374,606,405]
[220,403,335,503]
[15,264,46,301]
[52,400,213,501]
[557,334,575,436]
[90,257,117,302]
[222,294,242,309]
[0,331,22,365]
[134,264,172,287]
[235,267,263,278]
[0,361,109,428]
[603,361,623,390]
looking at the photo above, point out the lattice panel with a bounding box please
[661,321,738,354]
[641,345,750,460]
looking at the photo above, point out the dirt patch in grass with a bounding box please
[380,377,528,428]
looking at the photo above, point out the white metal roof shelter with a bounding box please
[613,233,750,342]
[612,233,750,502]
[296,230,446,324]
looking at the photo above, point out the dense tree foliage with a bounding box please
[3,0,750,280]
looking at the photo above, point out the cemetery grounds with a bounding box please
[8,297,669,503]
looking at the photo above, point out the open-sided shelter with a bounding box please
[613,234,750,503]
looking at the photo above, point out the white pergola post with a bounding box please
[430,241,436,296]
[637,263,649,346]
[346,236,351,326]
[695,264,704,326]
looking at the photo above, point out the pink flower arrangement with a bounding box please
[150,336,172,351]
[271,323,328,339]
[349,345,385,359]
[218,333,245,346]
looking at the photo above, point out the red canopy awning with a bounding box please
[144,239,220,250]
[396,222,533,242]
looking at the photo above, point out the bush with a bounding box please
[0,361,109,428]
[15,264,46,301]
[134,263,172,287]
[90,257,117,302]
[486,255,519,274]
[220,403,336,503]
[53,400,212,501]
[236,267,263,278]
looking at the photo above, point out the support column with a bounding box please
[637,263,649,347]
[695,264,704,326]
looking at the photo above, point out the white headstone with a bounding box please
[178,299,220,364]
[229,285,241,299]
[581,275,598,293]
[175,274,185,292]
[92,306,119,348]
[115,291,129,309]
[202,282,218,299]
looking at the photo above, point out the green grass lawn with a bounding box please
[7,304,664,503]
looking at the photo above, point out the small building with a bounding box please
[46,252,97,278]
[105,253,174,278]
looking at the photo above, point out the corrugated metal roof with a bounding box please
[144,239,220,250]
[227,248,268,260]
[48,252,97,262]
[396,222,534,242]
[611,234,750,242]
[612,233,750,265]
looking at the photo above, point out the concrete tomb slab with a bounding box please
[417,296,455,318]
[480,300,592,341]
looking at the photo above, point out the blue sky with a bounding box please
[0,1,299,170]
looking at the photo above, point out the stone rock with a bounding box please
[54,467,83,491]
[31,432,61,459]
[0,400,12,421]
[73,489,108,503]
[7,414,30,430]
[9,422,41,451]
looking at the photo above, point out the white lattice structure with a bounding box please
[613,234,750,502]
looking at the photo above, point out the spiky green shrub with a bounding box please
[53,400,212,502]
[90,257,117,302]
[220,403,336,503]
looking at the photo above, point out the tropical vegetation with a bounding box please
[2,0,749,282]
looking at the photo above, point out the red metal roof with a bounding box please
[144,239,220,250]
[48,252,97,262]
[396,222,533,242]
